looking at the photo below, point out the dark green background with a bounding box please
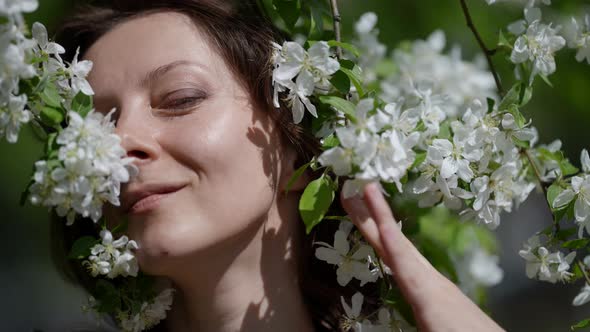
[1,0,589,331]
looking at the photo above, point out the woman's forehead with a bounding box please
[84,11,223,86]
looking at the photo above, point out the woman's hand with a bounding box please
[341,182,505,332]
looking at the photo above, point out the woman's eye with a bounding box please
[153,90,208,117]
[162,96,202,109]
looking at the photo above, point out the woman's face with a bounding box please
[85,12,291,273]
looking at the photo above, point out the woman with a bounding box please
[52,0,504,330]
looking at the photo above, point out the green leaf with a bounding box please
[553,205,570,223]
[539,73,553,88]
[40,106,64,127]
[497,30,511,49]
[309,3,324,38]
[71,92,94,117]
[555,227,577,241]
[560,160,580,177]
[68,236,98,259]
[438,122,451,140]
[572,262,585,282]
[40,84,63,108]
[547,183,564,210]
[329,70,351,94]
[507,105,527,129]
[285,161,311,194]
[498,83,521,111]
[512,136,530,149]
[321,135,339,149]
[486,98,495,113]
[318,95,356,122]
[340,67,365,97]
[519,83,533,106]
[110,218,129,235]
[46,132,58,154]
[327,40,360,58]
[94,279,121,313]
[571,318,590,330]
[29,119,48,141]
[411,151,426,170]
[273,0,301,31]
[299,174,335,234]
[19,179,34,206]
[562,238,590,250]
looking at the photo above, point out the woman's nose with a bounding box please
[114,108,160,165]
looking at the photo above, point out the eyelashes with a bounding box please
[160,96,204,110]
[153,89,208,116]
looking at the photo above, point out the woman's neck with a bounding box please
[163,193,315,332]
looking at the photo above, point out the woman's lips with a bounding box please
[124,184,187,215]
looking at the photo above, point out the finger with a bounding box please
[362,183,442,298]
[340,192,384,255]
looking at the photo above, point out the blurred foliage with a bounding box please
[1,0,589,328]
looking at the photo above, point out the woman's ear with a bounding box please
[278,148,311,193]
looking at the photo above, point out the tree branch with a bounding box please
[329,0,343,59]
[459,0,504,96]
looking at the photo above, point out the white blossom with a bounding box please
[340,292,364,332]
[353,12,386,83]
[360,307,417,332]
[509,8,566,83]
[84,230,139,279]
[379,30,496,118]
[535,139,563,181]
[519,235,576,283]
[272,41,339,124]
[315,222,379,286]
[119,288,175,332]
[32,22,65,58]
[29,110,137,224]
[319,99,421,197]
[0,0,38,15]
[573,283,590,306]
[56,47,94,96]
[553,166,590,237]
[0,93,30,143]
[568,15,590,64]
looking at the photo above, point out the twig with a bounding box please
[329,0,343,59]
[578,261,590,286]
[523,149,548,198]
[459,0,504,96]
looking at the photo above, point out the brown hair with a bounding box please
[51,1,378,330]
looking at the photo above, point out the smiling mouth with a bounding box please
[127,185,187,215]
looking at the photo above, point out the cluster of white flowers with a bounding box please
[84,230,139,279]
[377,30,497,118]
[118,288,175,332]
[318,98,420,198]
[551,150,590,238]
[340,292,416,332]
[567,14,590,64]
[508,7,566,83]
[519,234,576,283]
[455,247,504,298]
[0,2,38,143]
[314,221,380,286]
[416,100,536,229]
[572,256,590,306]
[353,12,386,83]
[272,40,340,124]
[486,0,550,7]
[29,110,137,224]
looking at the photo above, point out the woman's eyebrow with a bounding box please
[142,60,208,86]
